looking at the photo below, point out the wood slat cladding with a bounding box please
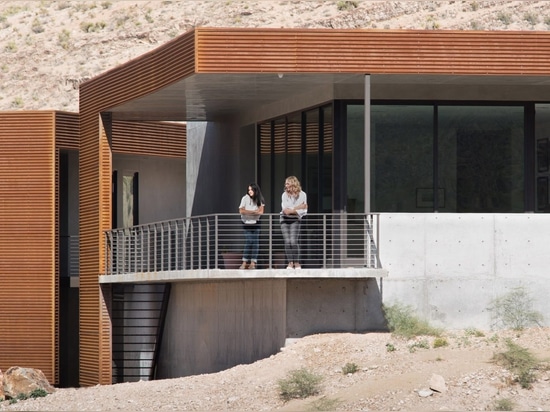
[195,28,550,75]
[78,31,195,386]
[55,111,79,150]
[112,120,186,158]
[0,111,57,384]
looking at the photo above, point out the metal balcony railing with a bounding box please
[104,213,381,275]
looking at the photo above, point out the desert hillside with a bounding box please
[1,0,550,113]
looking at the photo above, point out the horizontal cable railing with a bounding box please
[104,213,381,275]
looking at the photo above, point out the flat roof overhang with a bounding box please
[107,72,550,122]
[82,28,550,123]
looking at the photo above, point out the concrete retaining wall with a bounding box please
[379,213,550,330]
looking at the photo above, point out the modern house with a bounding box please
[3,27,550,388]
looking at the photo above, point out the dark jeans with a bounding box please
[243,225,260,263]
[280,219,301,263]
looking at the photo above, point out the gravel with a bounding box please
[2,327,550,411]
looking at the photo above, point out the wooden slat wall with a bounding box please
[195,28,550,75]
[79,31,195,386]
[112,120,186,158]
[0,111,56,384]
[55,111,80,150]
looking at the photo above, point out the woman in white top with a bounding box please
[238,182,265,269]
[280,176,307,269]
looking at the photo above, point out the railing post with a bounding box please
[214,215,219,269]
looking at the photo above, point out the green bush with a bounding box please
[308,396,340,411]
[383,303,442,339]
[433,337,448,348]
[341,362,359,374]
[487,286,543,331]
[493,397,515,411]
[408,339,430,353]
[492,339,538,389]
[278,368,323,401]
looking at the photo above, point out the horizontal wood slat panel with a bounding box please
[112,121,186,158]
[0,111,56,384]
[55,111,79,150]
[196,28,550,75]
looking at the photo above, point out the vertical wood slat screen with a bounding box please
[0,111,57,384]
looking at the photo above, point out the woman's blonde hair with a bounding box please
[285,176,302,195]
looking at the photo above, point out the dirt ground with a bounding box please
[1,327,549,411]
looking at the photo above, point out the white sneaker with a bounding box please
[286,263,294,270]
[294,263,302,270]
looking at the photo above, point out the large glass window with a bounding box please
[535,104,550,212]
[349,103,525,213]
[371,105,434,212]
[258,104,333,213]
[438,106,524,212]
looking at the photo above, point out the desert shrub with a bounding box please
[524,12,538,25]
[385,342,396,352]
[433,337,448,348]
[278,368,323,401]
[336,1,357,11]
[492,339,538,389]
[497,11,512,25]
[29,388,48,398]
[341,362,359,375]
[408,339,430,353]
[31,18,44,33]
[383,303,442,339]
[493,397,515,411]
[464,328,485,337]
[11,97,23,108]
[307,396,340,411]
[10,388,48,403]
[58,29,71,50]
[487,286,543,331]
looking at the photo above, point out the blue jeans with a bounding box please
[243,225,260,263]
[280,219,301,263]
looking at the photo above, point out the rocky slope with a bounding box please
[1,1,550,112]
[1,327,550,411]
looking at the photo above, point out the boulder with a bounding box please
[429,373,447,393]
[2,366,55,399]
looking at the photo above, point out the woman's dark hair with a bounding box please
[248,182,265,207]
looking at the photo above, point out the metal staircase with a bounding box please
[111,283,171,383]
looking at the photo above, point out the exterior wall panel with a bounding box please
[112,121,186,158]
[79,30,195,384]
[55,111,79,150]
[0,111,57,383]
[196,28,550,75]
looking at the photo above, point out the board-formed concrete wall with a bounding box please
[157,276,385,378]
[379,213,550,330]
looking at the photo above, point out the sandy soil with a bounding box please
[1,327,549,411]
